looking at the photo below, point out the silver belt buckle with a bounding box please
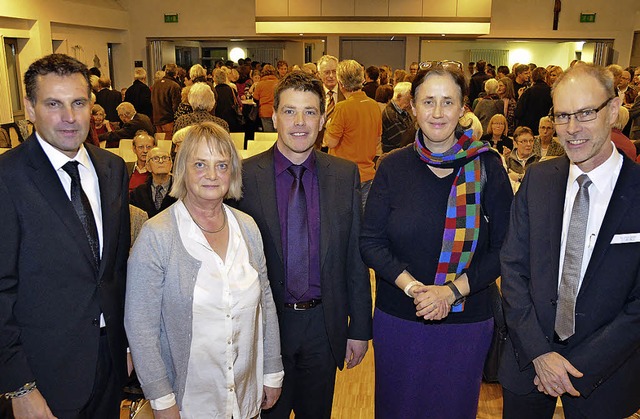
[293,302,304,311]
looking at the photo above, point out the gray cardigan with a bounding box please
[124,202,283,406]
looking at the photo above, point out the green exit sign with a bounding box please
[580,13,596,23]
[164,14,179,23]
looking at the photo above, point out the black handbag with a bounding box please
[483,281,507,383]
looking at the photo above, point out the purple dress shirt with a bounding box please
[274,146,321,303]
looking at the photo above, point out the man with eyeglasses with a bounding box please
[499,63,640,419]
[128,131,156,192]
[130,147,176,218]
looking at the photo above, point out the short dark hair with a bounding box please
[375,84,393,103]
[273,71,325,115]
[515,64,530,76]
[497,65,510,76]
[476,60,487,72]
[24,53,90,104]
[366,66,380,81]
[531,67,547,83]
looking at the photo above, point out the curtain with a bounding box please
[469,49,509,67]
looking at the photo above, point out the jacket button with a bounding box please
[92,318,99,327]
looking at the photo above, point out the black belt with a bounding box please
[284,299,322,311]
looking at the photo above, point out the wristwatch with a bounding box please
[444,281,465,306]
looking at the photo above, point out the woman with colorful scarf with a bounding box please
[360,64,513,418]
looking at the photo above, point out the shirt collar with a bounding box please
[323,85,336,96]
[567,142,621,193]
[391,100,405,114]
[36,132,91,171]
[274,144,317,176]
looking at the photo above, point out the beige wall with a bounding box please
[1,0,640,122]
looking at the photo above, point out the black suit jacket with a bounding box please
[0,135,130,411]
[234,147,372,366]
[99,112,155,144]
[129,176,177,218]
[125,80,153,123]
[499,154,640,417]
[96,88,123,124]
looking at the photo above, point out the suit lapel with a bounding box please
[254,148,284,263]
[25,137,97,271]
[316,151,334,268]
[581,157,640,292]
[548,157,570,287]
[87,145,116,279]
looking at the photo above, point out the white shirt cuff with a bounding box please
[264,371,284,388]
[150,393,176,410]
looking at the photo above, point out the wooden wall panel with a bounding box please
[289,0,321,16]
[354,0,389,16]
[457,0,491,17]
[389,0,423,16]
[321,0,355,16]
[422,0,456,17]
[256,0,288,16]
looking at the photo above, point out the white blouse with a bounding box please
[150,202,282,418]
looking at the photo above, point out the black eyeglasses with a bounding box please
[418,60,463,71]
[550,97,615,125]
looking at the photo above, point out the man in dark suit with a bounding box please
[98,101,154,148]
[95,75,122,124]
[499,63,640,418]
[234,71,372,419]
[124,68,153,123]
[0,54,130,418]
[129,147,176,218]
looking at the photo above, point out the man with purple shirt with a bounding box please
[233,71,372,419]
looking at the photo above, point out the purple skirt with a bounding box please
[373,308,493,419]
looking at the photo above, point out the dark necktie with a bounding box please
[154,185,164,210]
[286,165,309,300]
[62,161,100,269]
[555,174,592,341]
[326,90,336,120]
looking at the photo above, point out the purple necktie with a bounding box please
[286,165,309,300]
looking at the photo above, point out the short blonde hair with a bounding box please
[614,106,629,130]
[170,122,243,200]
[486,114,508,136]
[188,82,215,111]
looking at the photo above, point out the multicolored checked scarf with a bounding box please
[414,128,490,312]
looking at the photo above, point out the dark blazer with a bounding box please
[234,147,372,366]
[99,112,155,144]
[125,80,153,123]
[514,81,553,135]
[499,154,640,417]
[0,135,130,411]
[129,176,177,218]
[96,88,123,124]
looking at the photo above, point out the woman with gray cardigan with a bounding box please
[125,122,283,419]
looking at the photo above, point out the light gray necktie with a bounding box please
[555,174,592,341]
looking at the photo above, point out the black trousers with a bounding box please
[262,306,337,419]
[55,334,121,419]
[503,387,594,419]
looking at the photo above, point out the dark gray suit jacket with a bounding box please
[234,147,372,367]
[0,134,130,411]
[499,153,640,417]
